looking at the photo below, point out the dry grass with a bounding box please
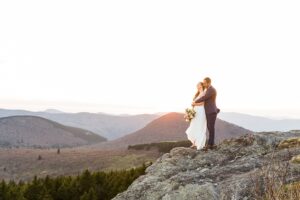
[250,154,300,200]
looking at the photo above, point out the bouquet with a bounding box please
[184,107,196,122]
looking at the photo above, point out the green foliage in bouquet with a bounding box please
[184,107,196,122]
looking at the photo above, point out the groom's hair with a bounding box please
[204,77,211,84]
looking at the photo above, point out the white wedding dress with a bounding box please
[185,92,207,150]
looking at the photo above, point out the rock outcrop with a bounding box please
[113,131,300,200]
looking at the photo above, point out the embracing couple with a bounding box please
[185,77,220,151]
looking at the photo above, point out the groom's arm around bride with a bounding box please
[194,85,220,114]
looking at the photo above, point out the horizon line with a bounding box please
[0,107,299,120]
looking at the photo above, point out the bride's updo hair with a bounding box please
[193,82,204,100]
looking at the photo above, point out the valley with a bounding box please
[0,147,160,182]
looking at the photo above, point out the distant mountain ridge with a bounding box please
[94,112,252,150]
[0,109,161,140]
[43,109,65,113]
[218,112,300,132]
[0,116,106,148]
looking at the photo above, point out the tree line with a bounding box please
[128,140,192,153]
[0,163,149,200]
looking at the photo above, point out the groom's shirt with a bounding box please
[195,85,219,115]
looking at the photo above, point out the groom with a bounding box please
[192,77,220,150]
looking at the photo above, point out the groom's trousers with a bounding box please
[206,113,217,146]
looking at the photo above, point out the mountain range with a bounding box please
[1,108,299,149]
[1,109,299,137]
[218,112,300,132]
[0,109,161,140]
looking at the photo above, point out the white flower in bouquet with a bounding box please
[184,107,196,122]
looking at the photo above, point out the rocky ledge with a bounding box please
[113,131,300,200]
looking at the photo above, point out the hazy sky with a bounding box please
[0,0,300,118]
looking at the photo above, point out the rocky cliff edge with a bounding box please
[113,131,300,200]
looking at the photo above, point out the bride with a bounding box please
[185,82,207,150]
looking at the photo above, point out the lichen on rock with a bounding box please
[278,137,300,149]
[292,155,300,164]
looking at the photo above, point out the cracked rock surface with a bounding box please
[113,131,300,200]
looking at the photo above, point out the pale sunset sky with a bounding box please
[0,0,299,118]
